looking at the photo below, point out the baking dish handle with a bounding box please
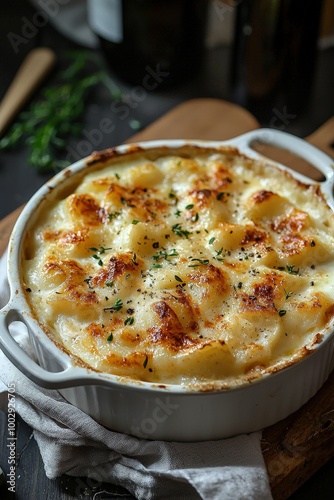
[230,128,334,185]
[0,306,93,389]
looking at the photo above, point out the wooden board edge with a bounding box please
[261,369,334,499]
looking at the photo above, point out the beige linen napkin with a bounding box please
[0,251,272,499]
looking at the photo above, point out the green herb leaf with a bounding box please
[286,265,299,275]
[90,246,112,265]
[129,119,142,131]
[92,255,103,266]
[108,211,121,220]
[172,223,191,239]
[152,249,179,263]
[98,246,112,254]
[188,258,209,267]
[168,190,178,205]
[104,298,123,312]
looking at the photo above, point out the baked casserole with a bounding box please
[21,145,334,389]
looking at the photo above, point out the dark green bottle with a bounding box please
[87,0,208,88]
[231,0,323,122]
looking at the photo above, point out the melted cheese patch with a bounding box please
[22,146,334,388]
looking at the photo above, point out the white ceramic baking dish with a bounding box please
[1,129,334,442]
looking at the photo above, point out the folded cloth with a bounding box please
[0,251,272,499]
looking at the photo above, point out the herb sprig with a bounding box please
[104,298,123,313]
[172,223,191,239]
[152,249,179,263]
[0,51,140,173]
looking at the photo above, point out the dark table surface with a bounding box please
[1,1,334,499]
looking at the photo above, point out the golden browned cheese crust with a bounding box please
[21,146,334,388]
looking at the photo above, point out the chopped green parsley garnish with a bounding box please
[286,265,300,275]
[172,223,191,239]
[89,246,112,266]
[169,190,178,204]
[188,258,209,267]
[104,298,123,312]
[108,211,121,220]
[152,249,179,262]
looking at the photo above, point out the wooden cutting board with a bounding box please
[1,98,334,499]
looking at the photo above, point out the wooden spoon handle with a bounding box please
[0,47,56,137]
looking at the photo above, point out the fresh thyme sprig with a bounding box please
[104,298,123,313]
[172,223,191,239]
[0,51,140,173]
